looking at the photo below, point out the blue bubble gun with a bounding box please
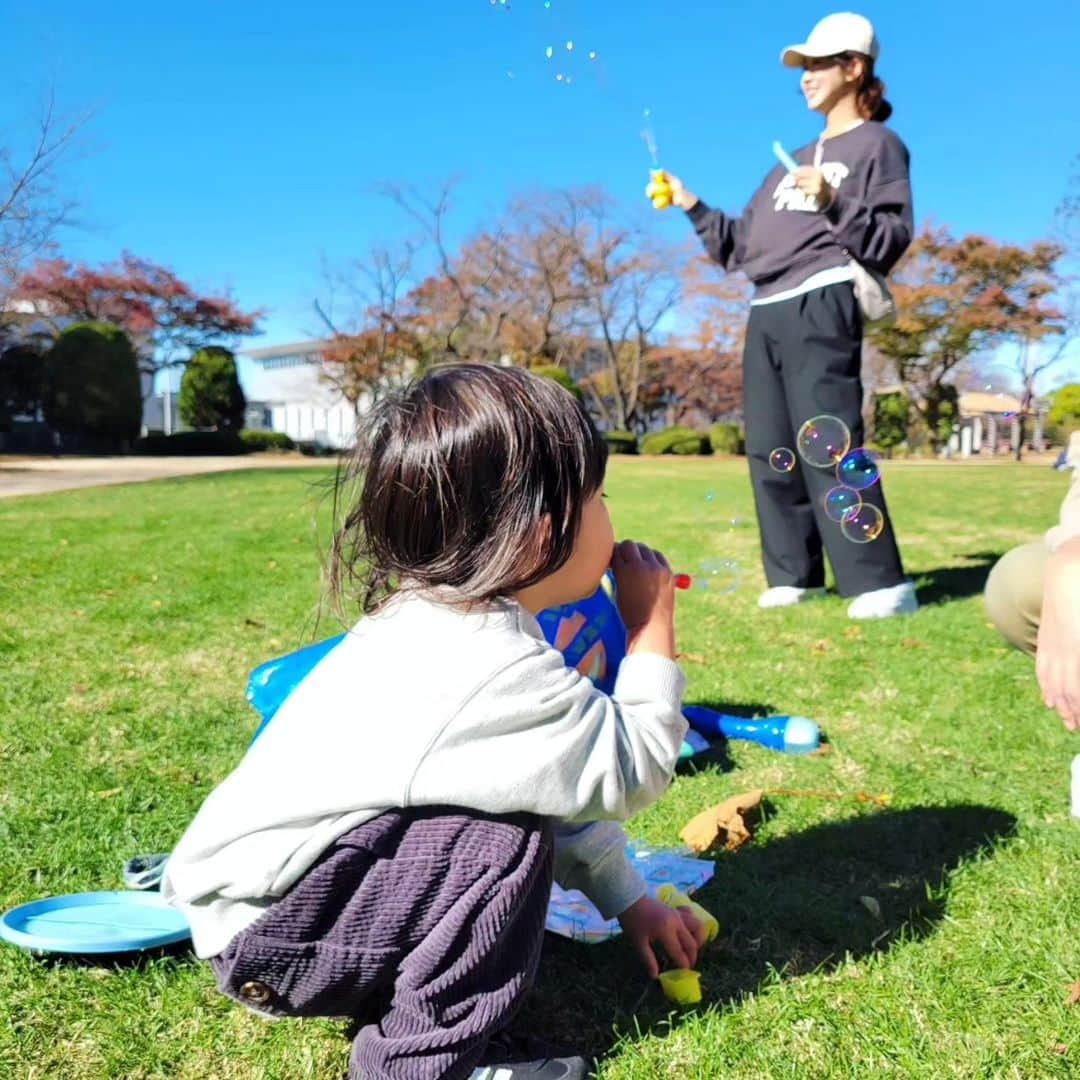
[683,704,820,754]
[246,634,344,743]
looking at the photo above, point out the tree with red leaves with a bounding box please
[16,252,262,382]
[868,225,1067,453]
[642,258,750,428]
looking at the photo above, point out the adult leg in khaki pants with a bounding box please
[984,541,1048,656]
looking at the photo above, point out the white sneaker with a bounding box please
[757,586,826,609]
[846,580,918,620]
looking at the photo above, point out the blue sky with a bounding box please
[7,1,1080,388]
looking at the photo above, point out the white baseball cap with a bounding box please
[781,13,879,68]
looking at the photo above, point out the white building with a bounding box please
[240,339,357,449]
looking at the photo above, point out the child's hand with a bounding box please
[657,171,699,211]
[618,894,700,979]
[611,540,676,659]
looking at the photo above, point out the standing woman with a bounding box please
[663,13,917,619]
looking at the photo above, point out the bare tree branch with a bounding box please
[0,87,89,299]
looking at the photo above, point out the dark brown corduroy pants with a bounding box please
[210,807,553,1080]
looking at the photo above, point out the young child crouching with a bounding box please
[163,364,703,1080]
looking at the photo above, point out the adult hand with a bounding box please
[1036,538,1080,730]
[658,172,699,212]
[617,894,701,979]
[793,166,834,210]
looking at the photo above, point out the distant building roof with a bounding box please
[959,391,1023,416]
[241,339,330,361]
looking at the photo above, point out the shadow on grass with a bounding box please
[914,552,1002,606]
[519,803,1017,1062]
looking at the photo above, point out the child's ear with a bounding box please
[524,514,553,569]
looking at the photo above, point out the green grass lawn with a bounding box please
[1,458,1077,1080]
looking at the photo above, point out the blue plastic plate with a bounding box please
[0,891,191,954]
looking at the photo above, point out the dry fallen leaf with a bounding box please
[1066,980,1080,1006]
[1051,1043,1069,1056]
[843,625,862,641]
[680,789,763,853]
[677,653,706,665]
[94,788,122,799]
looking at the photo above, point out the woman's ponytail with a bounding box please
[856,57,892,122]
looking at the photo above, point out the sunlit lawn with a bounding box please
[1,458,1077,1079]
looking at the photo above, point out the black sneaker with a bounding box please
[469,1031,591,1080]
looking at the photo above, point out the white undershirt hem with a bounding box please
[750,264,855,307]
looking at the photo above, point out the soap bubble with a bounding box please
[797,416,850,468]
[704,491,715,502]
[840,504,884,544]
[824,486,861,522]
[835,447,880,490]
[588,50,597,60]
[566,40,574,51]
[769,447,796,473]
[545,45,553,59]
[697,559,741,594]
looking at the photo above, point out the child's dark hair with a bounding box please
[327,363,608,616]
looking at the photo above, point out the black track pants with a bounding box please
[742,283,906,598]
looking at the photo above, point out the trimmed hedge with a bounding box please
[296,440,338,457]
[239,429,295,452]
[45,322,142,443]
[604,430,639,455]
[179,346,246,430]
[709,422,745,455]
[138,430,251,456]
[640,425,712,456]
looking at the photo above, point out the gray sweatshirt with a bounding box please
[688,121,914,301]
[162,593,687,957]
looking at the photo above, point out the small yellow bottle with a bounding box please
[658,968,701,1004]
[656,883,720,942]
[645,168,672,210]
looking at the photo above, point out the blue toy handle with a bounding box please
[683,705,820,754]
[246,634,344,742]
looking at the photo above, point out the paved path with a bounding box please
[0,454,333,499]
[0,450,1060,500]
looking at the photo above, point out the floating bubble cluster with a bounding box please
[769,447,796,473]
[797,415,851,468]
[836,447,880,490]
[492,1,599,83]
[824,485,861,522]
[697,559,742,594]
[839,504,885,544]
